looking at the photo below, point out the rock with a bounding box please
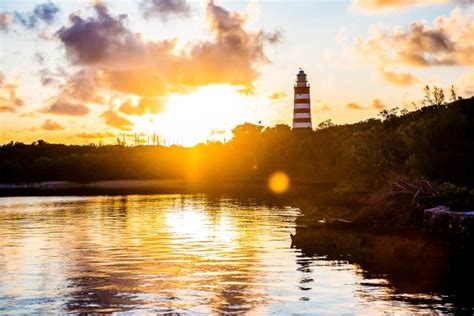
[423,206,474,238]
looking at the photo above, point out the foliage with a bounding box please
[1,98,473,194]
[437,182,474,211]
[317,119,335,130]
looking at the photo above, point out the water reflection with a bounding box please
[0,195,471,313]
[293,228,474,314]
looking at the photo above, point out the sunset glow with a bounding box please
[1,0,473,146]
[1,1,474,314]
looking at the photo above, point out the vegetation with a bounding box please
[1,98,473,195]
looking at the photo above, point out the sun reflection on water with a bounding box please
[0,195,467,314]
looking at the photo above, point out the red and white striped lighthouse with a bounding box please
[292,69,312,129]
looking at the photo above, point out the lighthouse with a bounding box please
[292,69,312,129]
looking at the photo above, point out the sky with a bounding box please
[0,0,473,146]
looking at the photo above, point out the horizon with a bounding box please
[1,0,473,146]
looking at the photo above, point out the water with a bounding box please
[0,195,468,314]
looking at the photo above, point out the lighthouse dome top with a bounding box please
[296,68,308,86]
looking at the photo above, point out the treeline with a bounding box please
[1,97,473,192]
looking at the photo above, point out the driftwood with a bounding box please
[375,177,439,208]
[352,177,444,232]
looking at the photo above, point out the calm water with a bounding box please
[0,195,465,314]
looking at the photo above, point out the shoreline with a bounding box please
[0,179,333,197]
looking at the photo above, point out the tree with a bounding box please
[317,119,335,130]
[32,140,48,146]
[432,86,445,106]
[422,85,433,107]
[232,123,263,139]
[378,107,399,121]
[450,85,457,102]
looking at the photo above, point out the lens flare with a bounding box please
[268,171,290,194]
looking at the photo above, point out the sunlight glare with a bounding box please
[268,171,290,194]
[141,85,259,146]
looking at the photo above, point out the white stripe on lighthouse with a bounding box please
[294,112,311,119]
[295,94,310,100]
[293,122,312,128]
[293,69,313,129]
[294,103,310,109]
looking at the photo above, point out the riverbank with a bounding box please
[290,225,474,305]
[0,179,334,197]
[0,179,190,196]
[288,180,474,307]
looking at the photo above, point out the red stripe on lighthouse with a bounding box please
[292,69,312,129]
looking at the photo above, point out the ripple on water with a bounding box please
[0,194,468,314]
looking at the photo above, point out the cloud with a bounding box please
[0,13,12,31]
[0,73,23,112]
[56,1,280,98]
[34,52,45,64]
[75,132,115,139]
[350,0,469,12]
[379,68,419,86]
[371,98,386,110]
[40,101,90,116]
[346,102,367,110]
[105,68,169,97]
[39,68,62,87]
[61,69,104,104]
[268,91,287,100]
[140,0,191,21]
[101,109,133,129]
[346,99,387,110]
[180,0,281,91]
[119,97,166,115]
[14,2,60,29]
[57,3,144,65]
[354,8,474,67]
[41,119,64,130]
[313,102,332,112]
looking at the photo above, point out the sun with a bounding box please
[131,85,259,147]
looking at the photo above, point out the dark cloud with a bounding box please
[57,3,144,65]
[101,109,133,130]
[14,2,60,29]
[41,101,90,116]
[41,119,64,130]
[0,72,23,112]
[56,1,280,98]
[140,0,191,21]
[119,97,166,115]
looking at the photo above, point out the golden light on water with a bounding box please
[268,171,290,194]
